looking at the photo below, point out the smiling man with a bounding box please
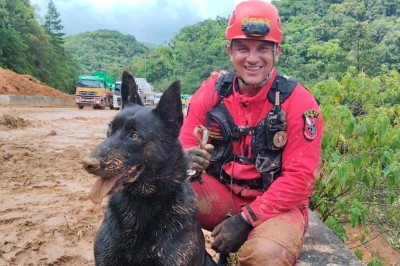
[180,0,324,265]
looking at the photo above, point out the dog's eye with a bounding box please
[131,132,141,141]
[108,123,113,129]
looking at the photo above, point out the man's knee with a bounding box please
[236,209,305,265]
[238,238,296,266]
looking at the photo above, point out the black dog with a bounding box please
[83,71,216,266]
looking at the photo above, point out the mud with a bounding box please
[0,67,71,99]
[0,107,113,265]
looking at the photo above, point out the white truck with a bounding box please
[113,81,122,110]
[136,78,155,106]
[112,78,155,110]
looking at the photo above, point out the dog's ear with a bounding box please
[154,80,183,136]
[121,71,144,109]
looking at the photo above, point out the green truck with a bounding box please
[74,72,117,109]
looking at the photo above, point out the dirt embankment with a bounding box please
[0,67,72,99]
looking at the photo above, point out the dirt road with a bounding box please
[0,106,118,265]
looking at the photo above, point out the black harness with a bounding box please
[205,71,297,191]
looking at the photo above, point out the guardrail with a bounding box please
[0,95,75,107]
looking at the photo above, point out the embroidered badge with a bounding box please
[303,110,319,141]
[208,121,224,140]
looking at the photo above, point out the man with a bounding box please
[180,1,323,265]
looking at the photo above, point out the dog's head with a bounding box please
[83,71,184,204]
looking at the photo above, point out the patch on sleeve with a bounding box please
[303,110,319,141]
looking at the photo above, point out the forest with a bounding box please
[0,0,399,264]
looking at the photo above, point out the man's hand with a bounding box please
[186,144,214,173]
[211,213,253,254]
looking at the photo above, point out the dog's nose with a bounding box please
[83,156,101,174]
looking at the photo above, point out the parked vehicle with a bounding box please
[136,78,155,106]
[154,93,163,105]
[112,78,156,109]
[74,72,116,109]
[113,81,122,110]
[180,94,191,107]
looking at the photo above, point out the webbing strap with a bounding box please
[215,71,298,104]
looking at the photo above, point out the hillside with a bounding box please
[0,67,71,99]
[63,30,150,76]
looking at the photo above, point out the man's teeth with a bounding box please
[245,66,262,71]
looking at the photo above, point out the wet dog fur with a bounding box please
[83,71,216,266]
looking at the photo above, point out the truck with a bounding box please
[180,94,191,107]
[136,78,156,106]
[74,72,117,109]
[113,81,122,110]
[154,93,162,105]
[112,78,156,110]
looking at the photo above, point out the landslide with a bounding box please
[0,67,72,99]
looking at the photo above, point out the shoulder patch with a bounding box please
[303,109,319,141]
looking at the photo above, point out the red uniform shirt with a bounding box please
[179,69,323,227]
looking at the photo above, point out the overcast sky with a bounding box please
[30,0,270,44]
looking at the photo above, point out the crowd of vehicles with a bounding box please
[74,71,191,110]
[153,93,191,107]
[74,72,156,110]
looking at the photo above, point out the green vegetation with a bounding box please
[0,0,78,93]
[310,69,400,257]
[274,0,400,84]
[63,30,149,80]
[129,17,231,93]
[0,1,399,262]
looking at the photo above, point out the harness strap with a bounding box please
[215,71,298,104]
[232,126,257,141]
[215,71,235,99]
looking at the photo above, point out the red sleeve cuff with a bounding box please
[241,204,260,227]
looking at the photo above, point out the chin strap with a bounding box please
[236,69,274,89]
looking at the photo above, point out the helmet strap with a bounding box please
[272,43,278,63]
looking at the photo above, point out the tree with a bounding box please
[378,19,400,72]
[340,22,379,75]
[43,0,64,43]
[0,28,31,73]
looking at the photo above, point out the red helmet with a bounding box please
[226,0,282,44]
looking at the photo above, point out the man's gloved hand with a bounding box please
[211,213,253,254]
[186,144,214,173]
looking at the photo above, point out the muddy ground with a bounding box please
[0,106,114,265]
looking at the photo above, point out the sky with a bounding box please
[30,0,270,44]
